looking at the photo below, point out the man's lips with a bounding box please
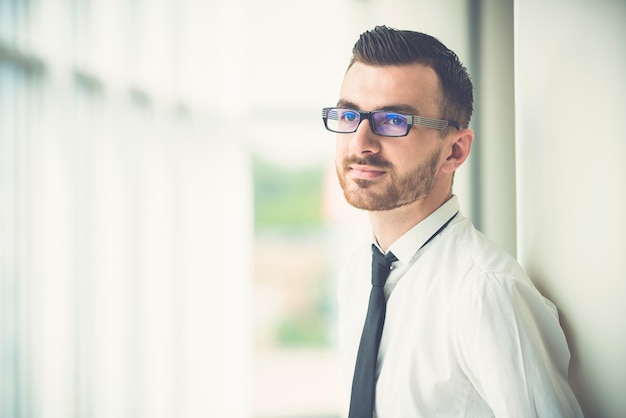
[349,165,386,180]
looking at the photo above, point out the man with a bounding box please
[322,26,582,417]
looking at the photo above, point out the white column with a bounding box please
[471,0,517,255]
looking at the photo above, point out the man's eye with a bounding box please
[383,114,406,126]
[341,111,358,122]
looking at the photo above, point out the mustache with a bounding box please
[342,154,393,170]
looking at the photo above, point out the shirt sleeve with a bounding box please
[452,272,583,418]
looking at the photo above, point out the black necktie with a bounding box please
[348,244,397,418]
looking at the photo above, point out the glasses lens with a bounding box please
[325,108,360,133]
[372,112,409,136]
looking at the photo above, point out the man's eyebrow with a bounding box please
[377,104,419,114]
[336,99,359,109]
[335,99,419,115]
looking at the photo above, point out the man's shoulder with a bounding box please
[445,218,526,281]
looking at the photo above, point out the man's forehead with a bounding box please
[339,62,441,114]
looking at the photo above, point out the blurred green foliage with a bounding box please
[253,155,324,229]
[253,155,331,347]
[276,312,328,347]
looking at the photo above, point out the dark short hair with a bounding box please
[349,26,473,129]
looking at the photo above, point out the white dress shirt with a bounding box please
[338,196,583,417]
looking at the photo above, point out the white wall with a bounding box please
[515,0,626,416]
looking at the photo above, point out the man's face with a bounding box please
[335,62,450,211]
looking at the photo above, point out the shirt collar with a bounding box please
[381,195,460,265]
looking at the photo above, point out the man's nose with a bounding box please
[349,119,382,155]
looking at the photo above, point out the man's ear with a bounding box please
[440,129,474,174]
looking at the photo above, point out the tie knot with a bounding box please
[371,244,397,287]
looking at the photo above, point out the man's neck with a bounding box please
[369,190,453,253]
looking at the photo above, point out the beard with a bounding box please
[336,149,441,211]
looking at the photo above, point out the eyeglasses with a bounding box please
[322,107,460,137]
